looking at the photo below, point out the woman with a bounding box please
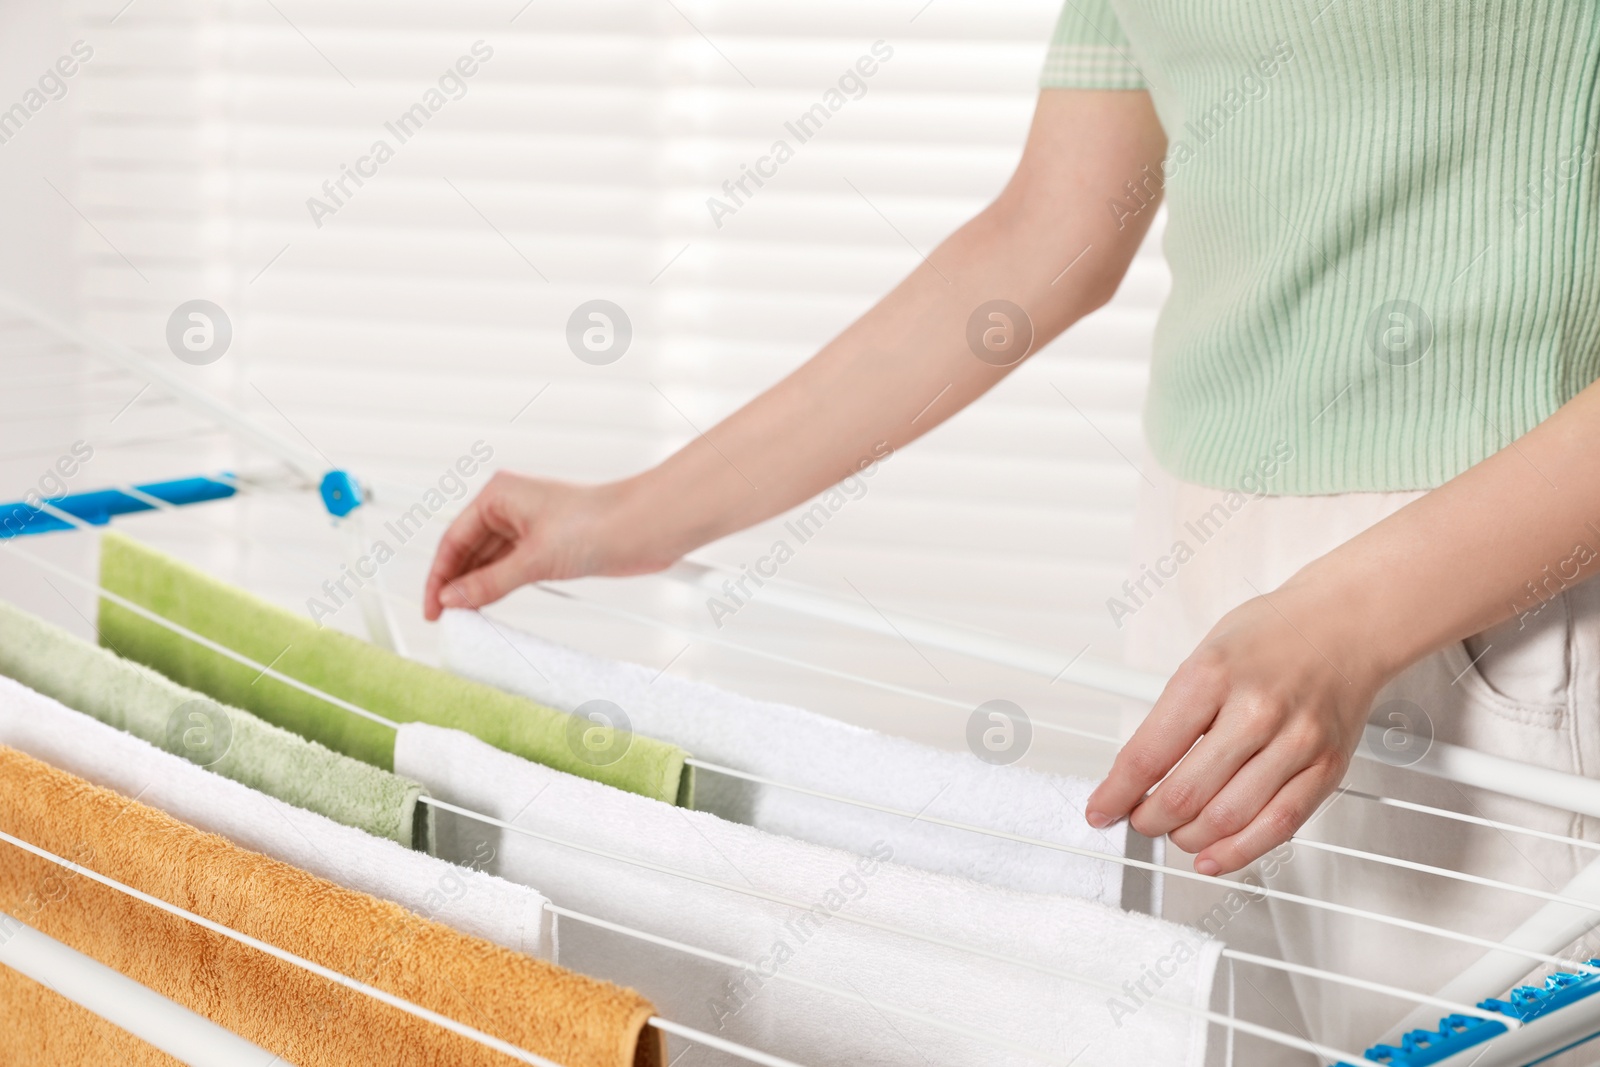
[427,3,1600,1059]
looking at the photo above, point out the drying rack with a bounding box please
[3,288,1600,1067]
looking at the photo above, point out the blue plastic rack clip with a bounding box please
[318,470,362,518]
[1479,966,1600,1023]
[1332,961,1600,1066]
[0,476,237,539]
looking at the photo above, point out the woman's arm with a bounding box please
[424,89,1168,616]
[1088,378,1600,875]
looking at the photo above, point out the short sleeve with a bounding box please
[1039,0,1147,90]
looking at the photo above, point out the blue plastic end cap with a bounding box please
[318,470,363,518]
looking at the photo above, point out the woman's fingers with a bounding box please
[1165,737,1303,854]
[1085,664,1226,827]
[437,547,534,612]
[1128,714,1272,838]
[424,497,503,618]
[1193,762,1339,875]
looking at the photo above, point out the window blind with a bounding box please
[58,0,1168,775]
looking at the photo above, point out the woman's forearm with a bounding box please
[610,90,1169,562]
[1288,379,1600,681]
[425,90,1167,615]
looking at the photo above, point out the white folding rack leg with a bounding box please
[1389,854,1600,1040]
[1371,725,1600,821]
[0,286,410,652]
[0,910,281,1066]
[338,512,404,654]
[0,287,324,484]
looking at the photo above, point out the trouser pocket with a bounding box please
[1265,584,1593,1058]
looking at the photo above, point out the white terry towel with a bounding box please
[441,608,1132,907]
[397,722,1222,1067]
[0,674,553,960]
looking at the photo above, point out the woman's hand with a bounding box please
[422,474,673,619]
[1086,577,1391,876]
[1085,372,1600,877]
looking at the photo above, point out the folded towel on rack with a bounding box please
[397,722,1224,1067]
[440,608,1129,907]
[0,598,430,850]
[96,531,691,806]
[0,743,666,1067]
[0,673,551,958]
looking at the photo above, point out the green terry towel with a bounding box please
[0,597,432,850]
[97,531,692,806]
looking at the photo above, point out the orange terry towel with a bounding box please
[0,966,180,1066]
[0,745,664,1067]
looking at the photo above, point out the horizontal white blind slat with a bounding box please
[63,0,1160,761]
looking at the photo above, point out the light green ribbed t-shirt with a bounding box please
[1042,1,1600,493]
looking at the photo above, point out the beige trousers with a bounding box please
[1123,456,1600,1065]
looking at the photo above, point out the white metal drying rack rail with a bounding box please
[25,476,1600,991]
[8,539,1600,1067]
[29,504,1600,980]
[4,293,1600,1065]
[7,536,1397,1067]
[44,483,1600,1062]
[642,564,1600,1067]
[659,560,1600,822]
